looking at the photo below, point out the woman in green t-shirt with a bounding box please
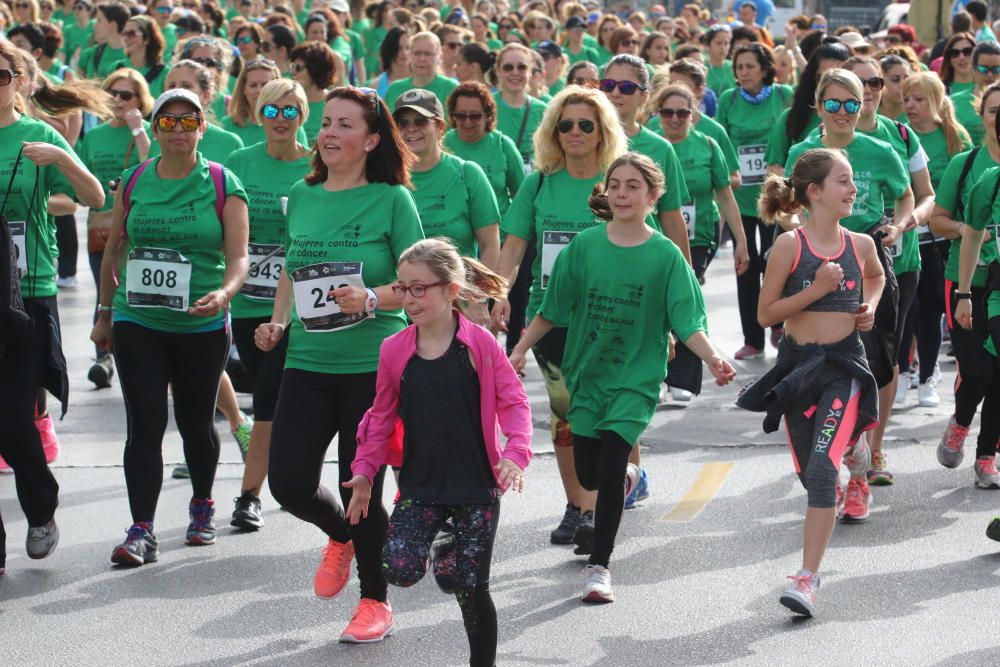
[163,59,245,161]
[941,31,977,96]
[652,83,748,281]
[224,78,311,532]
[0,40,104,561]
[702,24,733,96]
[929,82,1000,473]
[491,43,546,167]
[716,43,793,361]
[897,72,973,408]
[89,87,250,566]
[253,87,423,644]
[493,86,626,555]
[113,15,170,98]
[289,40,337,146]
[222,57,307,147]
[877,54,912,124]
[391,88,500,326]
[510,153,735,603]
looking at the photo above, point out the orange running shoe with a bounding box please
[314,538,354,599]
[339,598,395,643]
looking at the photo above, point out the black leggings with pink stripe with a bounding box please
[783,365,861,508]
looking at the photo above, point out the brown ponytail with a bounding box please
[758,148,847,223]
[31,76,113,119]
[399,238,508,306]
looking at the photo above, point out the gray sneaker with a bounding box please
[843,436,871,477]
[974,456,1000,490]
[172,463,190,479]
[26,519,59,559]
[780,570,820,617]
[937,416,968,469]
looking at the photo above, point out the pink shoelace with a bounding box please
[786,574,814,593]
[977,456,999,476]
[946,423,970,452]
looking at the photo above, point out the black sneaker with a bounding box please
[26,519,59,559]
[431,522,456,594]
[231,491,263,531]
[87,355,114,389]
[111,523,158,567]
[550,503,581,544]
[573,510,595,555]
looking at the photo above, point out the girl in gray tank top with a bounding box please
[782,227,865,313]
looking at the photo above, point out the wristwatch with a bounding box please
[955,291,973,300]
[364,288,379,315]
[131,127,144,137]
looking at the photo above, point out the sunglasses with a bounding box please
[445,41,462,50]
[261,104,300,120]
[658,107,691,119]
[452,112,483,122]
[155,5,172,13]
[886,35,903,44]
[14,2,31,8]
[620,39,640,47]
[822,98,861,114]
[395,116,431,129]
[599,78,646,95]
[977,64,1000,75]
[391,280,448,298]
[235,35,255,45]
[122,29,143,39]
[245,58,276,69]
[182,1,197,7]
[499,23,515,30]
[192,56,220,69]
[0,70,21,86]
[949,46,975,58]
[155,113,202,132]
[108,88,136,101]
[501,62,529,73]
[857,76,885,91]
[556,118,595,134]
[571,76,598,87]
[290,62,306,73]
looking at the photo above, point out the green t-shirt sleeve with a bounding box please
[664,244,708,341]
[45,128,81,198]
[716,126,739,174]
[296,125,307,145]
[500,171,541,241]
[222,167,249,206]
[658,141,688,212]
[882,147,910,202]
[934,151,967,216]
[967,169,1000,232]
[389,186,426,261]
[764,110,791,166]
[464,161,501,229]
[502,134,526,195]
[708,137,729,190]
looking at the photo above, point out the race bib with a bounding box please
[541,230,577,290]
[917,224,935,245]
[291,261,370,332]
[889,236,903,259]
[125,247,192,311]
[9,221,26,278]
[738,144,767,185]
[240,243,285,300]
[681,204,696,240]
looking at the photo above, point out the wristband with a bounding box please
[131,127,144,137]
[365,287,378,314]
[955,292,972,300]
[97,305,113,312]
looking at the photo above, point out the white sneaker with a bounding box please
[625,463,640,501]
[908,369,919,389]
[56,276,76,289]
[779,570,820,617]
[894,379,907,405]
[581,564,614,603]
[669,386,693,402]
[931,362,942,385]
[658,385,669,404]
[843,436,871,477]
[918,381,940,408]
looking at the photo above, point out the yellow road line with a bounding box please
[662,462,734,522]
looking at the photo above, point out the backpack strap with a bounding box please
[893,119,911,152]
[113,158,155,287]
[208,161,227,222]
[144,64,165,84]
[955,146,982,221]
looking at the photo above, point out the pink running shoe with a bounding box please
[339,599,395,643]
[841,478,871,523]
[314,538,354,599]
[35,413,60,464]
[937,416,968,469]
[0,453,11,474]
[734,344,763,360]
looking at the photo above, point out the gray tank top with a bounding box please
[782,227,863,313]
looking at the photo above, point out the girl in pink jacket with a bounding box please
[345,237,532,667]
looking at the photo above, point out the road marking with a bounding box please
[662,462,734,522]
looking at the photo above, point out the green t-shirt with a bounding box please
[937,147,998,287]
[112,156,248,332]
[706,61,735,97]
[329,35,353,73]
[199,123,245,163]
[220,115,307,149]
[965,167,1000,292]
[952,89,983,146]
[161,23,178,64]
[303,99,325,147]
[594,45,613,67]
[0,116,81,298]
[949,80,976,96]
[786,134,908,234]
[78,43,125,79]
[627,126,689,213]
[224,142,311,319]
[283,181,424,374]
[493,92,546,163]
[672,130,729,249]
[916,126,973,191]
[112,61,169,98]
[77,121,159,213]
[539,225,707,444]
[384,75,459,120]
[765,107,820,170]
[363,25,387,75]
[716,84,793,216]
[409,154,500,258]
[500,168,603,322]
[443,129,525,215]
[649,113,739,174]
[566,44,600,65]
[63,19,95,61]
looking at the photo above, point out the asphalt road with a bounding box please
[2,219,999,666]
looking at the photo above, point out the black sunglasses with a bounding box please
[948,46,975,58]
[395,116,431,129]
[452,112,483,122]
[0,69,21,86]
[501,62,529,72]
[658,107,691,119]
[599,78,646,95]
[857,76,885,91]
[108,88,136,101]
[556,118,595,134]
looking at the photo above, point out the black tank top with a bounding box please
[781,227,864,313]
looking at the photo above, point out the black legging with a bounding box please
[573,430,632,569]
[55,213,77,279]
[505,241,536,355]
[898,242,948,381]
[268,368,389,602]
[736,215,776,349]
[231,316,287,421]
[112,322,230,522]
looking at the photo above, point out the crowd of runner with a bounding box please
[2,0,1000,663]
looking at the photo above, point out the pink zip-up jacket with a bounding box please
[352,312,533,488]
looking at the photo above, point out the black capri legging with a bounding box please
[231,316,288,421]
[736,215,776,350]
[573,431,632,569]
[268,368,388,602]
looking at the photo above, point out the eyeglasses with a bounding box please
[501,62,529,72]
[395,116,431,129]
[452,112,483,123]
[155,113,202,132]
[822,98,861,114]
[192,56,220,69]
[108,88,136,101]
[658,107,691,119]
[0,70,21,86]
[122,29,142,39]
[599,78,646,95]
[260,42,273,52]
[977,64,1000,75]
[948,46,975,58]
[857,76,885,91]
[556,118,595,134]
[391,280,448,298]
[261,104,300,120]
[235,35,255,45]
